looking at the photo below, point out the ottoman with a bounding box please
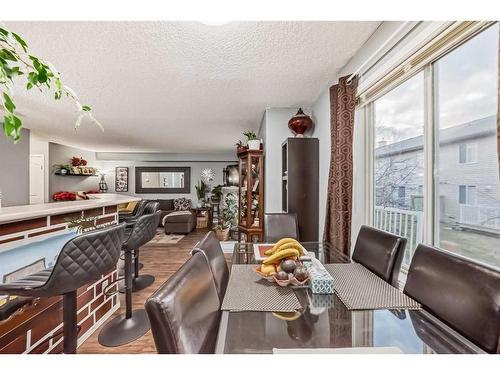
[163,210,197,234]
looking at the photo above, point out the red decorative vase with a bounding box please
[288,108,312,137]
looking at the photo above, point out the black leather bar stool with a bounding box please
[128,201,159,292]
[120,199,149,271]
[98,210,160,347]
[118,199,148,223]
[0,224,125,354]
[118,200,155,280]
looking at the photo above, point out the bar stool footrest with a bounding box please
[103,277,126,297]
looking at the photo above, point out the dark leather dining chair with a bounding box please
[264,213,299,242]
[192,231,230,303]
[408,310,478,354]
[404,244,500,354]
[145,252,222,353]
[351,225,407,287]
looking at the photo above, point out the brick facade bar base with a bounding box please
[0,205,120,354]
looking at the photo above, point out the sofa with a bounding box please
[156,198,197,234]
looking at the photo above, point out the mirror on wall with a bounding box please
[135,167,191,194]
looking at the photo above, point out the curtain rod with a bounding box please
[346,21,412,84]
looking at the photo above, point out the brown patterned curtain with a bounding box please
[323,74,358,256]
[498,27,500,179]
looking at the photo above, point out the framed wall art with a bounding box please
[115,167,129,192]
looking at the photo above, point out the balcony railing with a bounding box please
[374,206,423,266]
[459,204,500,232]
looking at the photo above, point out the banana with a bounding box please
[263,248,300,265]
[272,311,301,321]
[275,237,297,247]
[264,238,301,255]
[260,263,276,275]
[276,242,304,255]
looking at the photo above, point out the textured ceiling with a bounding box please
[5,21,380,152]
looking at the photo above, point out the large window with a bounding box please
[373,72,424,266]
[370,23,500,270]
[436,24,500,268]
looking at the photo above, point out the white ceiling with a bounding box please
[5,21,380,153]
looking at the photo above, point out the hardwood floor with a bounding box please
[78,228,211,354]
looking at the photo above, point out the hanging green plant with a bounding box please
[0,25,102,143]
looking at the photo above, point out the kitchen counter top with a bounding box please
[0,193,140,224]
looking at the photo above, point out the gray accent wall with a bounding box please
[49,142,104,198]
[99,159,234,204]
[49,146,237,204]
[0,128,30,207]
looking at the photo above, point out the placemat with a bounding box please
[221,265,302,312]
[324,263,420,311]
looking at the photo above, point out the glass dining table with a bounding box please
[215,242,485,354]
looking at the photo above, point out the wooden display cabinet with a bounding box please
[237,149,264,242]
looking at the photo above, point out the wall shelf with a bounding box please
[55,172,98,177]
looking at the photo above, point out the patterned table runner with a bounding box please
[324,263,420,310]
[221,265,302,312]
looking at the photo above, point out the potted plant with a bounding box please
[52,164,71,175]
[243,131,261,150]
[213,222,230,241]
[210,185,223,203]
[195,180,208,207]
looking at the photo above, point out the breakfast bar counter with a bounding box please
[0,193,140,354]
[0,193,140,224]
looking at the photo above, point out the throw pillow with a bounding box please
[174,197,192,211]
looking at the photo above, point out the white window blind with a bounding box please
[358,21,494,107]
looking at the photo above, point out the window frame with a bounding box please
[458,185,477,205]
[458,142,478,164]
[364,22,498,272]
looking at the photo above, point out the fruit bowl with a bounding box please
[253,264,310,287]
[253,266,276,282]
[253,237,311,287]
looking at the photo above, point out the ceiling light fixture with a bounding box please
[198,21,230,26]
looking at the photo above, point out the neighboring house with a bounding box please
[375,115,500,233]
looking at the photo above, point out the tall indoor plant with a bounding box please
[0,25,101,142]
[195,180,208,206]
